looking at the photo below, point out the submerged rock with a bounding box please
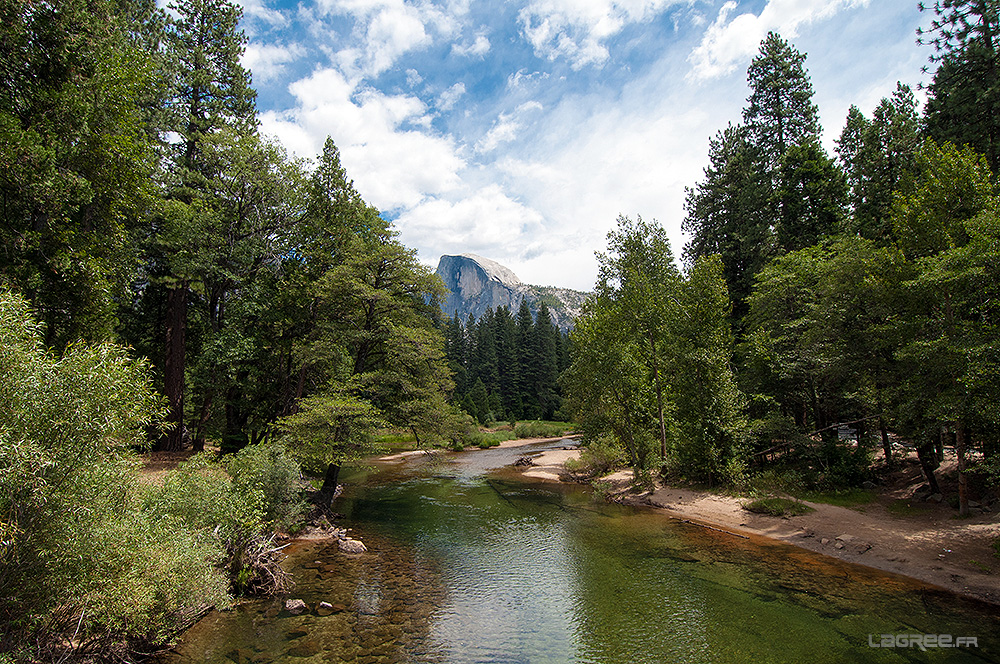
[340,537,368,554]
[284,599,308,615]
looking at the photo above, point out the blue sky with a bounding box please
[233,0,928,290]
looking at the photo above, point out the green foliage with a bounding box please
[224,442,306,529]
[566,217,747,484]
[920,0,1000,172]
[565,437,626,477]
[144,453,291,595]
[0,291,231,657]
[445,301,569,424]
[744,32,819,170]
[275,389,387,475]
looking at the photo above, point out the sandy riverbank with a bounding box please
[513,451,1000,606]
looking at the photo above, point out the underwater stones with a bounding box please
[285,638,323,658]
[285,599,309,615]
[340,537,368,554]
[316,601,335,616]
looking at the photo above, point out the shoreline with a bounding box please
[512,448,1000,607]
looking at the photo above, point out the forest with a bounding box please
[2,0,999,661]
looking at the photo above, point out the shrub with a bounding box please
[565,436,626,477]
[0,292,229,659]
[225,441,307,530]
[144,454,291,595]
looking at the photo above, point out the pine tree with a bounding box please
[836,84,921,241]
[156,0,257,450]
[919,0,1000,172]
[683,124,773,323]
[774,137,847,252]
[743,32,820,172]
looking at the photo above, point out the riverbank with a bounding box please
[511,448,1000,607]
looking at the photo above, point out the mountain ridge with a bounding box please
[435,254,588,331]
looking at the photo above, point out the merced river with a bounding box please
[160,439,999,663]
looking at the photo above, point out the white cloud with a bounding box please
[452,30,491,57]
[475,101,543,153]
[396,185,546,260]
[688,0,871,80]
[259,67,464,210]
[242,43,305,82]
[315,0,457,78]
[518,0,677,69]
[438,82,467,111]
[406,68,424,87]
[236,0,290,31]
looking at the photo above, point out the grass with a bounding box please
[511,420,573,439]
[743,497,815,517]
[969,559,992,574]
[467,430,515,448]
[800,488,876,509]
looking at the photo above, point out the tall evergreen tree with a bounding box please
[774,137,847,252]
[920,0,1000,172]
[743,32,820,171]
[155,0,257,450]
[683,124,772,323]
[836,84,921,241]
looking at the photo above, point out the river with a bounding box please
[160,439,999,663]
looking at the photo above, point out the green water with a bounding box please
[163,442,999,664]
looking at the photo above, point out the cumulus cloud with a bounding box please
[452,30,491,57]
[688,0,871,80]
[518,0,677,69]
[438,82,467,111]
[236,0,290,31]
[395,185,546,262]
[314,0,458,78]
[475,101,543,153]
[242,42,305,82]
[259,67,464,210]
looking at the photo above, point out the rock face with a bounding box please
[435,254,588,331]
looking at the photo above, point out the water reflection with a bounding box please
[160,446,999,663]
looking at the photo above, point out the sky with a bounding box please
[233,0,930,291]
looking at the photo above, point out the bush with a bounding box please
[226,441,307,530]
[466,430,515,448]
[0,292,230,659]
[565,436,625,477]
[145,454,292,595]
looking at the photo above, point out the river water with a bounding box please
[161,440,999,663]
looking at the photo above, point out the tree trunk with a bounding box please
[163,284,188,451]
[318,462,341,503]
[193,388,213,452]
[648,331,668,465]
[222,384,249,454]
[956,420,969,516]
[879,416,892,469]
[915,440,941,495]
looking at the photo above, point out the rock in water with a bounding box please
[339,537,367,554]
[284,599,308,615]
[435,254,587,331]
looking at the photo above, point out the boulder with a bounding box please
[284,599,308,615]
[339,537,367,554]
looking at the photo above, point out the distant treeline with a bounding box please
[444,301,570,423]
